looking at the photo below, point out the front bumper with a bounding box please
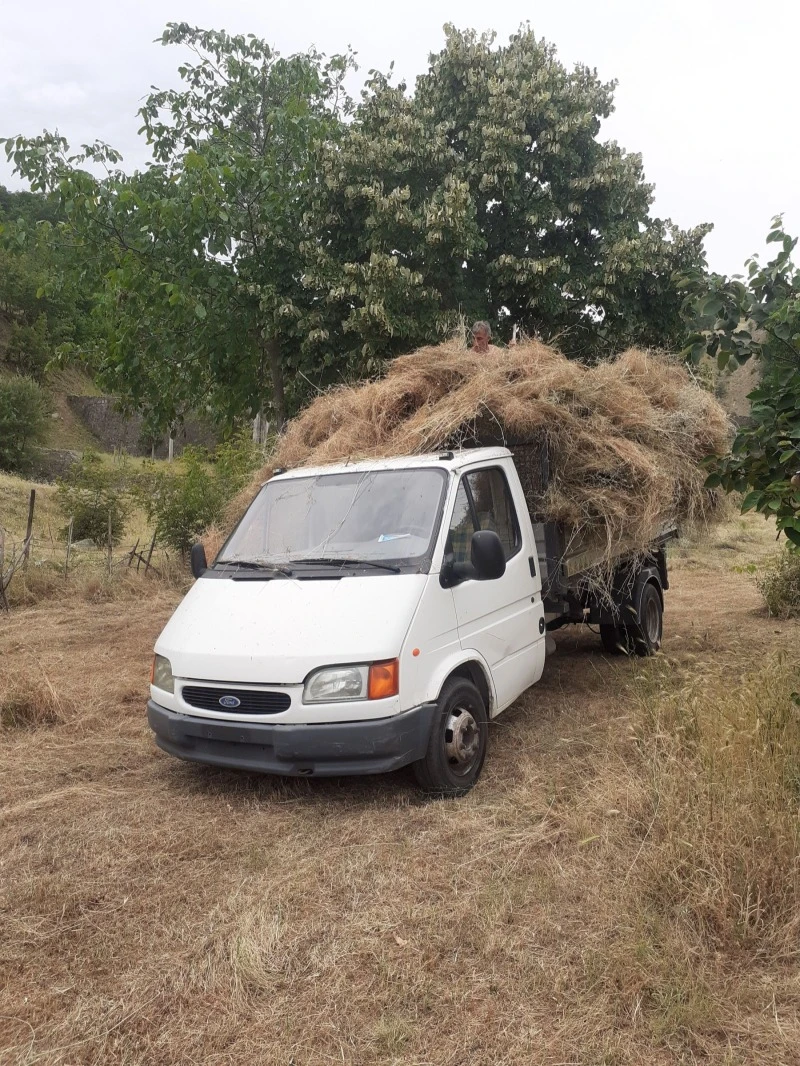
[147,700,437,777]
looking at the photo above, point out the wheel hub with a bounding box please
[444,706,480,771]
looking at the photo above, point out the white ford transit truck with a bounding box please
[147,445,671,794]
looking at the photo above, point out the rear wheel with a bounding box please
[413,677,488,797]
[628,582,663,656]
[600,624,629,655]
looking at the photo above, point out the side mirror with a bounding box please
[190,542,208,579]
[471,530,506,580]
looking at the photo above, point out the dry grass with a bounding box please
[1,469,188,606]
[0,669,76,730]
[226,341,732,573]
[1,518,799,1063]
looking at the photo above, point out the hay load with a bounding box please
[226,339,731,566]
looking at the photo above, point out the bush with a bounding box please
[757,548,800,618]
[56,452,132,546]
[135,433,262,555]
[0,375,51,472]
[6,314,50,378]
[136,448,223,555]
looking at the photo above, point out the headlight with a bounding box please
[151,654,174,693]
[302,659,400,704]
[303,665,368,704]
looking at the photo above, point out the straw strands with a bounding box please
[226,340,732,562]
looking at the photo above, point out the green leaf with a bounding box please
[740,490,763,513]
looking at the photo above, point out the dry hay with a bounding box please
[224,340,732,567]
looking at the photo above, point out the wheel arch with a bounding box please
[427,653,495,716]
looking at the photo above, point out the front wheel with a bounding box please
[413,677,488,797]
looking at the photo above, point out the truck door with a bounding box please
[446,466,545,713]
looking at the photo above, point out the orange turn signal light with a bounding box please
[368,658,399,700]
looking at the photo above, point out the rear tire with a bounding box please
[628,582,663,656]
[413,677,488,797]
[600,624,628,655]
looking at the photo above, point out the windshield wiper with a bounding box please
[293,556,401,574]
[216,560,294,577]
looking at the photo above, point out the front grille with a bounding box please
[181,686,291,715]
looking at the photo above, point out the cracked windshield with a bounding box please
[219,468,447,566]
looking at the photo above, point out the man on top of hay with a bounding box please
[471,320,516,354]
[471,321,499,354]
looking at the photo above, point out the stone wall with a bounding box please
[66,396,217,457]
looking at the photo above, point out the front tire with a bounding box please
[413,677,488,797]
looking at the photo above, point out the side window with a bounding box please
[446,481,476,564]
[465,468,521,560]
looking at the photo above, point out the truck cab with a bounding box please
[147,448,547,794]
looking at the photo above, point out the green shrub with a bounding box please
[56,452,132,546]
[213,428,262,495]
[135,433,261,555]
[6,314,50,379]
[757,548,800,619]
[136,447,223,555]
[0,375,51,472]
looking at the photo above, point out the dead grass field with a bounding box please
[1,517,798,1065]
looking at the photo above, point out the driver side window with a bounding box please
[446,481,476,564]
[445,468,521,567]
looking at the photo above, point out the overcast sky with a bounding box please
[1,0,797,276]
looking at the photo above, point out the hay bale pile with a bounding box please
[225,339,731,565]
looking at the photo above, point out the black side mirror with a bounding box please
[471,530,506,580]
[190,542,208,579]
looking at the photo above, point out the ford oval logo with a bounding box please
[219,695,241,709]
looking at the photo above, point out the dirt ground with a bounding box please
[1,523,798,1065]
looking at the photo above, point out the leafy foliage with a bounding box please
[2,28,353,433]
[682,218,800,549]
[757,547,800,618]
[56,452,133,546]
[2,24,709,432]
[135,431,261,554]
[306,25,710,363]
[0,375,51,472]
[0,186,103,373]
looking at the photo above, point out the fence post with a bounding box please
[22,489,35,571]
[107,511,113,578]
[64,517,74,578]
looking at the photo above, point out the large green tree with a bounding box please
[3,25,353,431]
[306,25,710,364]
[680,217,800,548]
[4,23,710,430]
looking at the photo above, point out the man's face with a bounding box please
[473,328,490,353]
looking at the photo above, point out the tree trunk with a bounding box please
[266,337,286,431]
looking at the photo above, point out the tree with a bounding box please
[680,217,800,548]
[2,25,353,432]
[305,25,710,364]
[0,187,103,375]
[4,24,709,430]
[0,376,50,472]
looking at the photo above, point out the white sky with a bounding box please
[1,0,797,277]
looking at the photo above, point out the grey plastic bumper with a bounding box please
[147,700,438,777]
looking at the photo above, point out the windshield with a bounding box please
[218,468,447,570]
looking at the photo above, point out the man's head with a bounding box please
[471,321,492,353]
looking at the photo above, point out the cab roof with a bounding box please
[267,446,512,483]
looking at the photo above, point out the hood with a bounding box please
[155,573,426,684]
